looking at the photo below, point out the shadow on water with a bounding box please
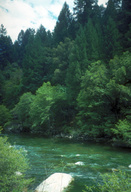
[6,133,131,191]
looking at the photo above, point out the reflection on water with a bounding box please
[7,133,131,192]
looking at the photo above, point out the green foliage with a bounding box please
[0,24,7,37]
[12,92,35,132]
[30,82,67,134]
[0,136,33,192]
[112,119,131,145]
[66,31,87,104]
[0,105,11,127]
[0,0,130,145]
[21,39,44,93]
[51,38,73,85]
[77,60,110,137]
[83,171,131,192]
[84,19,104,61]
[0,35,13,70]
[77,52,131,141]
[109,51,131,84]
[53,2,73,44]
[74,0,96,26]
[30,82,55,133]
[103,16,122,59]
[2,63,23,108]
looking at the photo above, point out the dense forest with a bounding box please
[0,0,131,146]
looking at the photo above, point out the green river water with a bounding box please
[7,133,131,192]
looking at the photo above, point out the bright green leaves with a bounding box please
[0,105,11,128]
[29,82,67,134]
[11,82,69,135]
[77,61,109,137]
[0,136,33,192]
[109,51,131,85]
[30,82,55,133]
[84,170,131,192]
[77,52,131,141]
[112,119,131,145]
[108,52,131,121]
[12,92,35,131]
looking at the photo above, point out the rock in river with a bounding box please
[75,161,84,166]
[35,173,74,192]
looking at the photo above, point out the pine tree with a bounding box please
[102,0,122,59]
[51,38,73,85]
[53,2,74,44]
[0,25,13,70]
[0,24,7,37]
[66,29,88,104]
[120,0,131,50]
[73,0,96,26]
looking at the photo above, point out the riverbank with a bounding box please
[4,126,131,149]
[55,133,131,148]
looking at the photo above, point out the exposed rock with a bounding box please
[76,154,80,157]
[35,173,74,192]
[75,161,84,166]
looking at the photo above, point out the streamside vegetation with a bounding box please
[0,131,33,191]
[0,0,131,146]
[83,170,131,192]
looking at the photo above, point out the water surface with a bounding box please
[7,133,131,191]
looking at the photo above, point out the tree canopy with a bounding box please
[0,0,131,146]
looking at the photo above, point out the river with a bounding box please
[7,133,131,192]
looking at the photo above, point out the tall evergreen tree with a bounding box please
[102,0,122,59]
[51,38,73,85]
[21,33,52,93]
[0,25,13,70]
[73,0,96,26]
[53,2,73,44]
[0,24,7,37]
[17,30,24,46]
[66,28,88,104]
[120,0,131,50]
[16,28,35,64]
[36,25,53,47]
[84,18,104,61]
[103,16,122,59]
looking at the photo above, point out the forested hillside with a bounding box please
[0,0,131,146]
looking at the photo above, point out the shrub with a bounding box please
[0,105,11,127]
[83,170,131,192]
[12,92,35,132]
[0,136,33,192]
[112,119,131,146]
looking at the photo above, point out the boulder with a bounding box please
[75,161,84,166]
[35,173,74,192]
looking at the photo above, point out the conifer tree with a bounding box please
[102,0,122,59]
[0,24,7,37]
[66,28,88,104]
[120,0,131,50]
[53,2,73,44]
[0,25,13,70]
[73,0,96,26]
